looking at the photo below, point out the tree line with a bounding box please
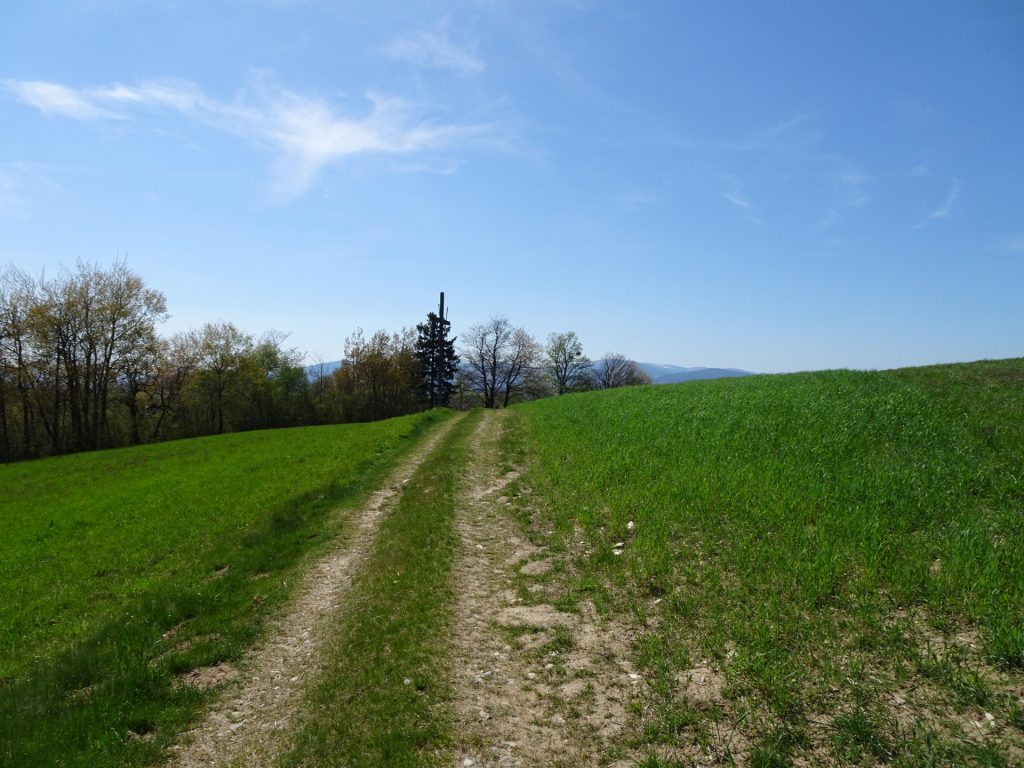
[456,318,648,408]
[0,261,648,463]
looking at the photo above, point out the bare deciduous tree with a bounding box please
[459,317,541,408]
[594,353,651,389]
[545,331,592,395]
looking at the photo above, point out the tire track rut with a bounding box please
[450,409,643,768]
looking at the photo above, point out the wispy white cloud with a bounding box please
[835,168,871,188]
[3,75,497,202]
[928,177,961,220]
[720,174,761,224]
[913,177,961,229]
[383,23,484,76]
[3,79,124,120]
[722,189,753,211]
[673,117,870,228]
[756,113,822,153]
[95,80,208,112]
[911,162,931,178]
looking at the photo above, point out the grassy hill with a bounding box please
[513,358,1024,765]
[4,358,1022,767]
[0,410,451,767]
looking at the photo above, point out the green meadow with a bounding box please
[0,410,450,767]
[3,358,1023,767]
[515,359,1024,765]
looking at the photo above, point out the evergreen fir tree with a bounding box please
[414,298,458,408]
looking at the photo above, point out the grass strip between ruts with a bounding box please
[276,409,479,768]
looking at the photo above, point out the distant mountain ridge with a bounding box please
[635,363,755,384]
[305,360,343,378]
[305,360,754,384]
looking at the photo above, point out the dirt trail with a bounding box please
[168,415,461,768]
[450,409,642,768]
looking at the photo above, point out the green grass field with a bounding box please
[4,358,1022,767]
[515,359,1024,766]
[0,410,451,768]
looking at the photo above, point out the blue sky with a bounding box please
[2,1,1021,373]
